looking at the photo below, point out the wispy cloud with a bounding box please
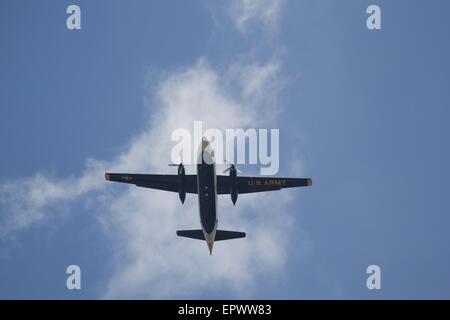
[229,0,284,33]
[0,159,105,237]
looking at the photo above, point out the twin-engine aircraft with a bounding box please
[105,137,312,255]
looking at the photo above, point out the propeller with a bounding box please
[169,154,184,167]
[169,156,186,204]
[223,160,242,174]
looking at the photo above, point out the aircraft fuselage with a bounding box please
[196,138,218,254]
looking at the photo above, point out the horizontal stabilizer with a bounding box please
[215,230,246,241]
[176,230,205,240]
[176,229,246,241]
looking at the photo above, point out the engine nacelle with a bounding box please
[177,163,186,204]
[229,166,238,205]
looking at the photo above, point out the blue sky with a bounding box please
[1,0,450,299]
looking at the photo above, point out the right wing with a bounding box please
[217,176,312,194]
[105,173,198,194]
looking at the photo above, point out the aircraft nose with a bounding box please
[201,136,210,150]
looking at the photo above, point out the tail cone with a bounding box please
[207,242,214,255]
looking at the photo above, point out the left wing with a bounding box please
[216,176,312,195]
[105,173,198,193]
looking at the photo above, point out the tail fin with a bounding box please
[176,229,245,241]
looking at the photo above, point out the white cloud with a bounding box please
[229,0,284,33]
[0,58,309,298]
[102,59,296,298]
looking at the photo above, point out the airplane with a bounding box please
[105,137,312,255]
